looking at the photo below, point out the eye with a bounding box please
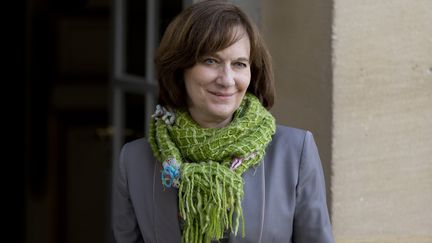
[233,62,248,68]
[202,58,217,65]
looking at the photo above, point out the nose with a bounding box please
[216,64,235,87]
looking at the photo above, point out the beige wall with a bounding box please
[332,0,432,242]
[262,0,432,242]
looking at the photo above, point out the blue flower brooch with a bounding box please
[161,158,181,188]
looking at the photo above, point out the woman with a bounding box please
[112,1,334,243]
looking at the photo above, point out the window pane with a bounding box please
[125,92,145,142]
[158,0,182,42]
[125,0,146,77]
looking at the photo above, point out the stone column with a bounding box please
[263,0,432,242]
[332,0,432,242]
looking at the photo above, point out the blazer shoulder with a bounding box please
[275,124,307,137]
[119,137,155,168]
[267,125,319,164]
[273,124,309,147]
[264,125,309,163]
[122,137,148,152]
[122,137,154,154]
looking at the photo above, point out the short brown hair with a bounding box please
[155,0,275,109]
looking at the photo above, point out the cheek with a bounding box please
[239,72,251,91]
[184,67,212,89]
[184,70,199,94]
[184,75,207,106]
[185,80,205,97]
[185,81,200,106]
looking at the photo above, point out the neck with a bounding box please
[188,111,232,128]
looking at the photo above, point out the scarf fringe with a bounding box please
[179,162,245,243]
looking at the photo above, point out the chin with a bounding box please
[210,107,237,120]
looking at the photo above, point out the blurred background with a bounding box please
[14,0,432,242]
[20,0,186,242]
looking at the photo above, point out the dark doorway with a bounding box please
[24,0,184,243]
[25,1,112,243]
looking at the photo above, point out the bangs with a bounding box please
[187,15,246,60]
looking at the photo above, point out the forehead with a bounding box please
[231,26,249,43]
[213,33,250,59]
[209,26,250,55]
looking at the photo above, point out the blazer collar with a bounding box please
[152,162,182,242]
[229,160,266,243]
[153,161,266,243]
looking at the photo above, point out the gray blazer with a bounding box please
[112,125,334,243]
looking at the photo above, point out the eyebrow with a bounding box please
[210,53,250,63]
[235,57,250,63]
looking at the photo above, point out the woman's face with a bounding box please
[184,27,251,128]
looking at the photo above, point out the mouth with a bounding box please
[208,91,234,97]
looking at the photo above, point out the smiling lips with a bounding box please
[209,91,234,97]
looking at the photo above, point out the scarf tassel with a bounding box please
[179,162,245,243]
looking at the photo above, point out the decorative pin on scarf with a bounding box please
[161,158,180,188]
[230,152,257,170]
[152,104,176,125]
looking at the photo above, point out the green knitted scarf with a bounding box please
[148,93,275,243]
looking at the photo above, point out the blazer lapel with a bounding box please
[230,160,266,243]
[153,162,182,243]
